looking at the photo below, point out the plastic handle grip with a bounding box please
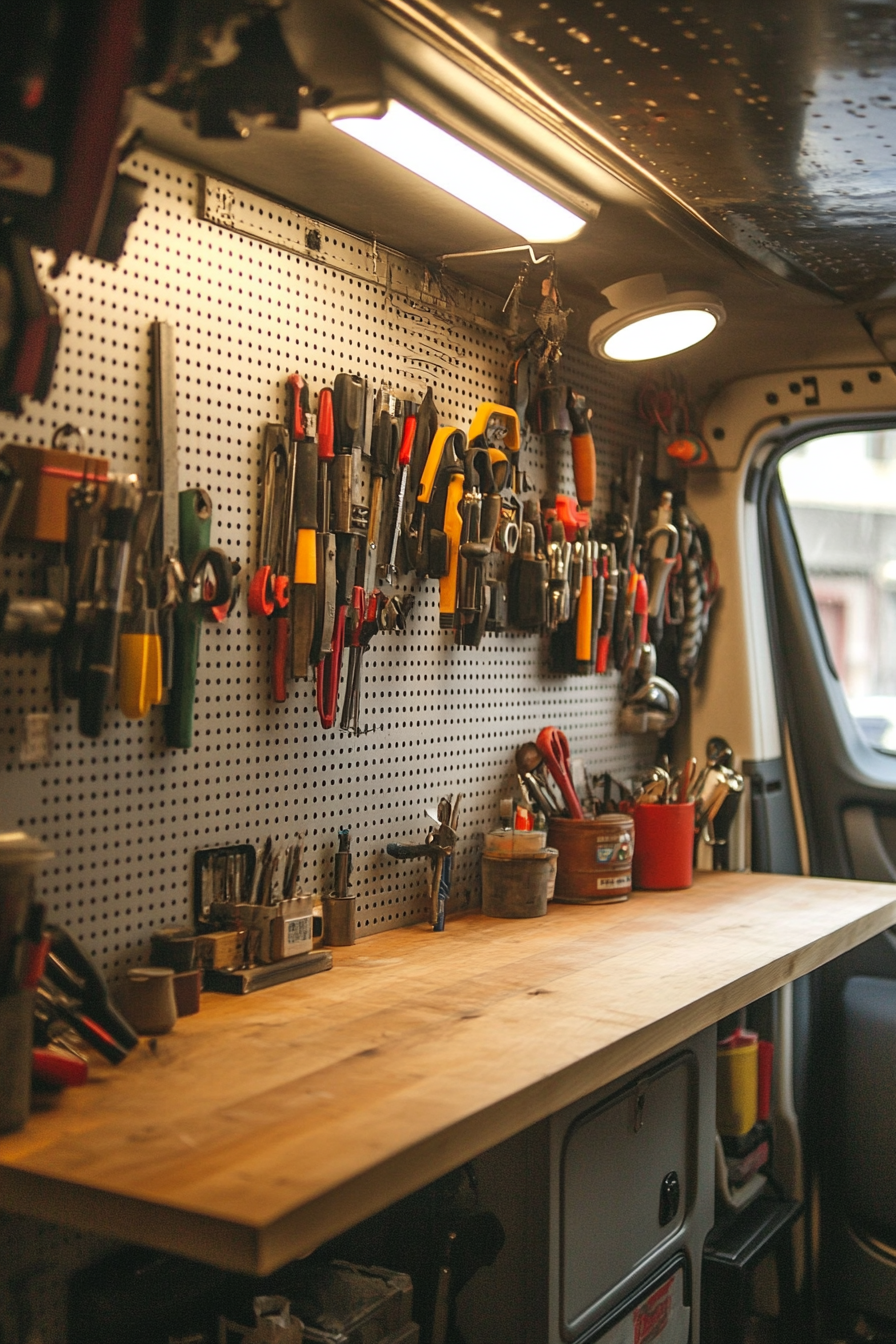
[575,574,593,662]
[318,388,335,460]
[163,603,201,748]
[439,474,465,621]
[570,432,597,508]
[119,633,163,719]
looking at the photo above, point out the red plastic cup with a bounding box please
[632,801,695,890]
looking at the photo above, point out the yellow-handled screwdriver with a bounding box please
[119,490,163,719]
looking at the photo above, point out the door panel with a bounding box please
[762,436,896,1329]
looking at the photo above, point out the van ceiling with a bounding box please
[133,0,896,390]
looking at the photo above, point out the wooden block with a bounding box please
[195,930,240,970]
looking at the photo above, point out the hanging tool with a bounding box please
[596,542,617,673]
[78,476,142,738]
[118,489,163,718]
[545,517,572,631]
[150,320,185,699]
[403,388,439,564]
[163,488,213,748]
[536,726,584,819]
[248,425,290,618]
[332,372,366,534]
[566,390,598,509]
[311,388,337,667]
[643,493,680,647]
[467,402,520,495]
[248,424,291,699]
[365,398,394,592]
[410,426,464,579]
[457,444,502,647]
[59,466,104,700]
[340,586,384,734]
[612,445,644,670]
[317,531,358,730]
[287,374,317,680]
[509,500,548,630]
[574,539,594,675]
[385,410,417,586]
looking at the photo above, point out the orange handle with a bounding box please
[571,432,597,508]
[248,566,274,617]
[576,573,593,662]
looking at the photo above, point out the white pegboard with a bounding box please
[0,147,660,1344]
[0,148,654,984]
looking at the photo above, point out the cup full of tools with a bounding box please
[513,727,635,905]
[631,741,745,890]
[481,809,558,919]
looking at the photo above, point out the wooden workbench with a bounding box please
[1,871,894,1274]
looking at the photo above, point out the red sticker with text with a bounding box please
[633,1276,673,1344]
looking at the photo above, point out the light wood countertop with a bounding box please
[1,871,893,1273]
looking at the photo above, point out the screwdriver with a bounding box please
[119,490,163,719]
[574,539,593,673]
[365,403,393,591]
[596,542,617,673]
[79,476,141,738]
[385,411,416,586]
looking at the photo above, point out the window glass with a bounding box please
[779,429,896,752]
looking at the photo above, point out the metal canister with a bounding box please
[547,813,634,903]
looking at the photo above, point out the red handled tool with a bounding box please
[386,411,417,585]
[536,725,584,819]
[248,425,290,617]
[287,373,318,679]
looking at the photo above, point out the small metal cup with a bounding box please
[322,894,357,946]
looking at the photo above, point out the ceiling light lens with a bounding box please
[602,308,720,361]
[332,102,586,244]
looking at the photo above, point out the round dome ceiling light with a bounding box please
[588,273,725,362]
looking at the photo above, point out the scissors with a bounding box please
[536,726,584,819]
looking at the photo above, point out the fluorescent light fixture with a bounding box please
[588,273,725,362]
[331,101,586,244]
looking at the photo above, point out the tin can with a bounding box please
[547,813,634,903]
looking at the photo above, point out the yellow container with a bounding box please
[716,1029,759,1137]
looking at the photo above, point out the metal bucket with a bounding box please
[547,813,634,903]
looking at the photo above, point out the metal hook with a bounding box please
[438,244,555,267]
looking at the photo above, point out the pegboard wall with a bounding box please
[0,148,654,985]
[0,148,659,1344]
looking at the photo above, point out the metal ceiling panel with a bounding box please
[423,0,896,300]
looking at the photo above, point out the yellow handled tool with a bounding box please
[439,472,465,630]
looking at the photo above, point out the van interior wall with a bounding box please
[0,149,655,1341]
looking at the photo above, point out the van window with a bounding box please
[779,429,896,752]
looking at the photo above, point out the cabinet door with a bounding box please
[560,1054,695,1339]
